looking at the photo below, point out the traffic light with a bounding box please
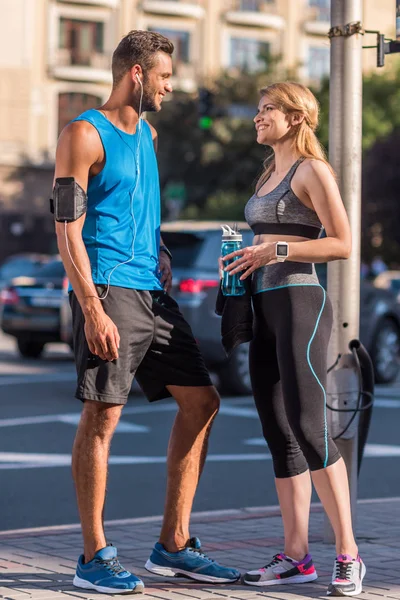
[198,87,214,129]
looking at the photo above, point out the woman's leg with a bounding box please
[275,471,312,561]
[311,461,357,557]
[276,285,358,558]
[249,305,311,561]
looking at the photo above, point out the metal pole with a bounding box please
[325,0,363,543]
[327,1,345,362]
[397,0,400,40]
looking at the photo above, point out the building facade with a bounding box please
[0,0,397,247]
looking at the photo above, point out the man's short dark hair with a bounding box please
[112,30,174,87]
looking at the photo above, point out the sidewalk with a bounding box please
[0,498,399,600]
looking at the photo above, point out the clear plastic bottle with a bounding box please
[221,224,246,296]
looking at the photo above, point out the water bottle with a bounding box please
[221,224,246,296]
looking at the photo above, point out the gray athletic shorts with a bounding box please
[69,286,212,404]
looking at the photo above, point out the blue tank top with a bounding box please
[72,109,163,291]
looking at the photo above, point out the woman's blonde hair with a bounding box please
[256,81,333,192]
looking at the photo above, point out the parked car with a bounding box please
[316,264,400,384]
[60,222,400,393]
[0,253,52,291]
[0,258,66,358]
[374,270,400,297]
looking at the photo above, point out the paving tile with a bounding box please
[0,501,399,599]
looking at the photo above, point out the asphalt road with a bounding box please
[0,332,399,532]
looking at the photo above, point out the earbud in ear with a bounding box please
[136,74,141,83]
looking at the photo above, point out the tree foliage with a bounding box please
[362,128,400,264]
[314,65,400,152]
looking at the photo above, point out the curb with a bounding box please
[0,497,398,541]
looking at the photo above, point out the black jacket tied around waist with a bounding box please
[215,279,253,356]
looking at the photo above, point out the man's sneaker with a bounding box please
[73,545,144,595]
[243,552,318,587]
[327,554,366,597]
[144,536,241,583]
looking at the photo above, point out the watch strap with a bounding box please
[160,244,172,261]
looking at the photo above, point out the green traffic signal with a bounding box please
[199,116,213,129]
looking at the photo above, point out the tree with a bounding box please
[314,65,400,152]
[314,66,400,264]
[362,128,400,265]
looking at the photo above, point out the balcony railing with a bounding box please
[49,49,112,83]
[57,0,118,7]
[226,0,284,30]
[142,0,205,19]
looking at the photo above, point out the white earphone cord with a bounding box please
[64,79,144,301]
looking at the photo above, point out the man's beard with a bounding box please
[140,78,159,113]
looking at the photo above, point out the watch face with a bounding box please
[277,244,288,257]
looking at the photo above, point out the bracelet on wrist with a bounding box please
[160,244,172,261]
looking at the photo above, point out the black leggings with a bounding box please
[250,284,341,479]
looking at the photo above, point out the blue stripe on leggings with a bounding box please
[306,285,329,468]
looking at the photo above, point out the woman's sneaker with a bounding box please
[327,554,366,597]
[145,536,241,583]
[73,544,144,595]
[243,552,318,587]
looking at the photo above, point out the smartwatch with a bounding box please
[276,241,289,262]
[160,244,173,261]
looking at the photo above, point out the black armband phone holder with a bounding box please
[50,177,87,222]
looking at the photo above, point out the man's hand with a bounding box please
[159,251,173,293]
[84,311,120,362]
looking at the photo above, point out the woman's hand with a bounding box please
[223,242,276,280]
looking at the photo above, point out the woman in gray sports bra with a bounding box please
[223,82,365,596]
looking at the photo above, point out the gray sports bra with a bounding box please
[244,158,323,240]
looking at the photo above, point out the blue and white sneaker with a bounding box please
[73,544,144,594]
[145,536,240,583]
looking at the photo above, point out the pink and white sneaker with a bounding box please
[327,554,366,596]
[243,552,318,587]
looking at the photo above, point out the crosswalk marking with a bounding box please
[0,444,398,470]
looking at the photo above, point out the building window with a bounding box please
[309,0,330,22]
[308,46,330,81]
[59,18,104,66]
[58,92,101,135]
[229,38,270,73]
[238,0,273,9]
[149,28,190,64]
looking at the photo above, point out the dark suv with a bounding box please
[161,222,254,395]
[61,221,400,393]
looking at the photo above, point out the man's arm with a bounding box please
[54,121,120,361]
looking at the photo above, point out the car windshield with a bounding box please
[161,232,204,267]
[0,258,45,280]
[32,260,65,278]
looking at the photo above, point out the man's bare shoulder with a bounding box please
[58,120,101,147]
[57,120,102,163]
[145,119,157,140]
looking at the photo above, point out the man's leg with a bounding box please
[72,400,123,562]
[142,293,240,582]
[158,384,220,552]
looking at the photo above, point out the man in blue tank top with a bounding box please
[54,30,240,595]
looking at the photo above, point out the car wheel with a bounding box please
[17,339,45,359]
[370,318,400,384]
[219,343,252,396]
